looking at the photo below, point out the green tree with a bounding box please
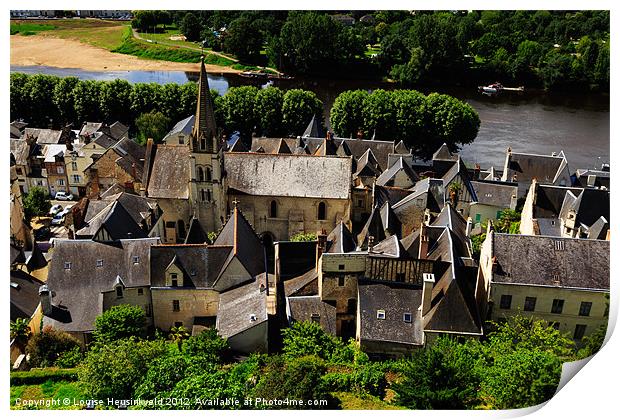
[223,16,264,62]
[93,304,147,342]
[329,90,369,138]
[282,89,323,136]
[79,337,167,401]
[135,111,171,144]
[25,326,82,368]
[10,318,32,353]
[254,86,284,136]
[362,89,397,140]
[290,232,317,242]
[72,80,104,123]
[10,73,29,122]
[169,325,190,352]
[281,321,340,360]
[23,74,60,126]
[22,186,52,221]
[99,79,133,123]
[52,76,79,125]
[219,86,259,139]
[182,328,230,364]
[132,10,157,33]
[393,89,428,152]
[129,83,162,118]
[179,12,202,42]
[494,209,521,233]
[540,49,575,90]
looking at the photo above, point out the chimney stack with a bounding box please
[39,285,53,316]
[419,224,429,259]
[474,163,480,180]
[421,273,435,316]
[367,235,375,252]
[316,229,327,271]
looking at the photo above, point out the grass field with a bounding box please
[11,380,85,410]
[10,23,56,36]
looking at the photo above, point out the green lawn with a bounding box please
[10,23,56,36]
[11,380,85,410]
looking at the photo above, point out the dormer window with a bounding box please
[133,256,140,264]
[116,285,123,298]
[96,259,103,267]
[171,273,178,287]
[403,313,412,323]
[310,313,321,323]
[377,310,386,320]
[64,262,72,270]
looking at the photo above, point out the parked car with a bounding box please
[34,226,51,241]
[58,205,73,218]
[49,204,63,216]
[51,214,65,226]
[55,191,74,201]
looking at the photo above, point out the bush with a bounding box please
[25,326,82,368]
[182,328,230,363]
[93,304,146,342]
[10,368,79,386]
[282,321,339,360]
[55,346,83,368]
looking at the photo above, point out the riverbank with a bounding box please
[10,34,243,74]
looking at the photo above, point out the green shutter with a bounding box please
[475,213,481,222]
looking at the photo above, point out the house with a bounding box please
[42,144,69,197]
[573,167,610,190]
[477,231,609,341]
[41,237,159,344]
[85,137,145,196]
[519,179,610,239]
[501,148,571,197]
[392,178,445,236]
[469,180,518,226]
[162,115,195,145]
[64,146,90,197]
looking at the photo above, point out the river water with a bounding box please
[11,65,609,171]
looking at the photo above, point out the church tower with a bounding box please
[188,56,226,232]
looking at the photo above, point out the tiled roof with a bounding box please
[146,145,190,199]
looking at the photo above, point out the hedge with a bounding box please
[10,367,79,386]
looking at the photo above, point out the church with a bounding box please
[143,57,353,244]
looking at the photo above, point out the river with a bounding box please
[11,65,610,171]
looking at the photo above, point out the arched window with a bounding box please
[201,189,207,201]
[317,202,326,220]
[206,167,212,181]
[269,200,277,218]
[207,189,211,202]
[197,167,204,182]
[200,137,207,151]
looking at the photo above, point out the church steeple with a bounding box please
[191,56,218,153]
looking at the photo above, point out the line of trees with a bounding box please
[10,73,324,142]
[330,89,480,159]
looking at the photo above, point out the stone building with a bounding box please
[501,148,572,197]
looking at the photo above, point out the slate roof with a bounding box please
[340,138,394,170]
[109,121,130,141]
[394,140,410,155]
[42,144,66,162]
[26,244,48,272]
[375,157,419,188]
[185,217,210,244]
[283,268,319,297]
[369,235,407,258]
[250,138,299,154]
[470,181,518,208]
[574,168,610,189]
[586,217,609,240]
[287,296,337,336]
[163,115,195,143]
[10,139,30,166]
[228,137,250,152]
[44,238,159,332]
[214,206,265,277]
[112,138,146,182]
[79,122,103,138]
[92,132,118,149]
[503,151,569,184]
[150,244,231,288]
[354,148,382,178]
[302,115,324,138]
[217,278,268,339]
[24,128,63,145]
[225,153,351,200]
[358,281,424,345]
[393,177,445,214]
[491,233,610,290]
[532,185,582,218]
[432,143,458,161]
[373,185,412,209]
[326,221,357,253]
[357,203,401,249]
[11,269,44,321]
[558,188,610,229]
[147,145,190,199]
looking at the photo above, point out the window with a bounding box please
[71,162,78,171]
[207,190,211,202]
[317,202,326,220]
[206,167,212,181]
[574,324,587,340]
[57,166,64,174]
[172,279,178,287]
[116,286,123,298]
[310,313,321,323]
[172,300,180,312]
[178,135,184,145]
[338,276,345,287]
[338,264,345,270]
[403,313,412,323]
[133,256,140,264]
[96,259,103,267]
[554,240,565,251]
[138,288,144,296]
[72,175,81,183]
[357,199,363,207]
[64,261,72,270]
[376,310,386,320]
[524,296,537,312]
[499,294,512,309]
[475,213,481,223]
[347,299,357,314]
[16,168,23,175]
[174,321,183,328]
[145,304,151,316]
[269,200,277,218]
[198,167,204,182]
[579,302,592,316]
[200,137,207,151]
[57,179,65,186]
[551,299,564,314]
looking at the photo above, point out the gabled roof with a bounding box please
[558,188,610,229]
[326,221,357,253]
[163,115,195,143]
[214,206,265,277]
[79,122,104,138]
[336,140,352,157]
[185,217,210,244]
[217,278,268,339]
[191,56,218,147]
[92,132,118,149]
[109,121,130,141]
[502,150,569,184]
[369,235,407,258]
[375,156,419,188]
[287,296,337,336]
[112,138,146,182]
[432,143,458,161]
[394,140,410,155]
[146,145,190,199]
[284,268,318,297]
[586,216,609,240]
[26,244,48,272]
[373,185,412,209]
[44,238,159,332]
[442,158,477,201]
[225,153,351,200]
[11,269,44,321]
[24,128,63,145]
[313,138,338,156]
[10,139,30,166]
[491,233,609,290]
[358,281,424,345]
[357,203,401,249]
[228,137,249,152]
[276,138,292,154]
[470,181,518,208]
[42,144,67,162]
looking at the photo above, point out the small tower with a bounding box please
[188,56,226,232]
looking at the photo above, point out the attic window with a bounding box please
[116,286,123,298]
[10,282,20,289]
[338,264,345,270]
[96,259,103,267]
[377,310,386,320]
[64,262,72,270]
[403,313,412,323]
[249,314,257,322]
[310,313,321,323]
[190,269,196,276]
[132,256,140,264]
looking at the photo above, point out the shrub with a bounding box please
[182,328,230,363]
[10,368,79,386]
[93,304,146,342]
[25,326,82,368]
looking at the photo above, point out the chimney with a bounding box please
[491,256,498,273]
[421,273,435,316]
[474,163,480,180]
[419,224,429,258]
[39,285,53,316]
[466,216,472,237]
[131,162,137,181]
[367,235,375,252]
[316,229,327,270]
[423,208,431,225]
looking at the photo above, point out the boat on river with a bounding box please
[478,82,524,95]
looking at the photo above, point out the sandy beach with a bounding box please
[10,35,242,73]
